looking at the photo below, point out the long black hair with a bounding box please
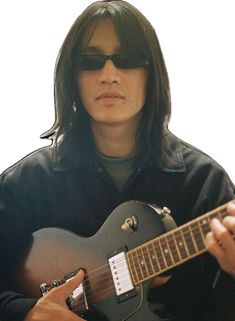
[42,0,171,165]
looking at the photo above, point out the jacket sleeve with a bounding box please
[211,270,235,321]
[205,172,235,321]
[0,173,37,321]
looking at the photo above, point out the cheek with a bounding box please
[77,74,93,108]
[133,72,148,107]
[77,75,86,99]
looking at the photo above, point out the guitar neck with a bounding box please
[127,201,233,285]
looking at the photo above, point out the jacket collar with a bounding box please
[53,130,186,173]
[159,130,186,173]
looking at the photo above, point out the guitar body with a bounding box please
[13,200,177,321]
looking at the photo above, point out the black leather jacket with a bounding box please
[0,131,234,321]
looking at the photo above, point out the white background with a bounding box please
[0,1,234,183]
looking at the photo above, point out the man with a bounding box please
[0,1,234,321]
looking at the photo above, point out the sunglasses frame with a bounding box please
[75,54,149,71]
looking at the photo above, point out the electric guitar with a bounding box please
[12,200,235,321]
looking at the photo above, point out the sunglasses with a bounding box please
[75,54,149,71]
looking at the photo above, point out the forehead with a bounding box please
[81,19,122,53]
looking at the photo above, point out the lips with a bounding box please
[96,91,124,100]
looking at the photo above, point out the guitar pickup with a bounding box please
[108,251,137,302]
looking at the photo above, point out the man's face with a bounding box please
[76,19,148,130]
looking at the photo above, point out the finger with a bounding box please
[206,231,235,274]
[61,269,85,298]
[208,218,235,258]
[49,269,85,301]
[209,218,234,246]
[205,231,223,257]
[222,215,235,234]
[227,202,235,216]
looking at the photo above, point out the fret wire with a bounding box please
[156,239,168,268]
[174,230,188,259]
[175,204,231,257]
[149,241,161,272]
[197,220,206,246]
[157,236,167,270]
[210,212,220,220]
[131,216,211,267]
[220,208,228,219]
[68,201,235,308]
[142,247,153,277]
[172,232,183,260]
[166,233,180,263]
[185,225,197,254]
[127,251,138,284]
[136,248,145,279]
[139,246,149,278]
[190,221,205,251]
[180,228,190,256]
[160,236,173,266]
[159,241,179,264]
[131,250,142,283]
[147,242,158,274]
[153,239,166,269]
[145,245,156,275]
[143,244,154,276]
[131,250,140,284]
[127,201,233,282]
[217,208,226,221]
[199,216,210,237]
[166,236,175,264]
[189,223,200,252]
[131,220,208,271]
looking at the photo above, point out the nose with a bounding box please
[98,59,121,85]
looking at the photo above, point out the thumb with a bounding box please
[50,269,85,302]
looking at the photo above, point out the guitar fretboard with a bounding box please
[127,201,233,285]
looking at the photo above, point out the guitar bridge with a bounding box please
[108,251,137,302]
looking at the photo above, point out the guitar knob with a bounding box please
[40,283,52,296]
[121,216,138,232]
[162,206,171,217]
[52,279,64,288]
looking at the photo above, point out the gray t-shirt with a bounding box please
[97,152,136,192]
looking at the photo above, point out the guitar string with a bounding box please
[69,210,235,302]
[51,201,234,304]
[76,235,235,310]
[47,206,232,308]
[74,207,226,285]
[69,208,230,292]
[71,235,235,310]
[80,231,205,297]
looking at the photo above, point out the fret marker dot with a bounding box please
[164,249,168,254]
[179,241,183,246]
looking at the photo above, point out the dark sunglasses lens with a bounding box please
[114,55,148,69]
[76,54,149,70]
[77,55,105,70]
